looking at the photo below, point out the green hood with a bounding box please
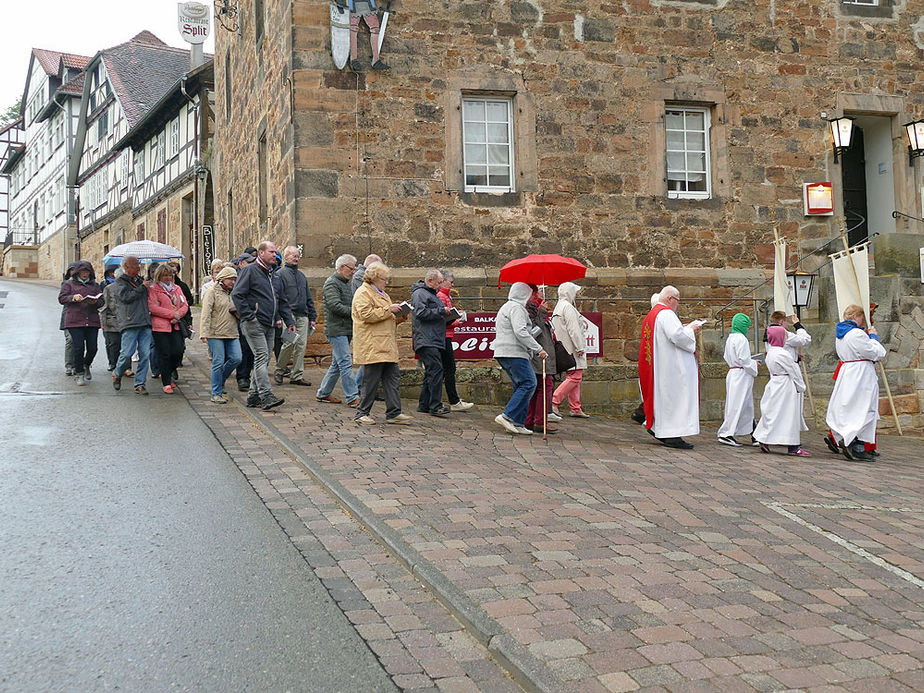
[731,313,751,335]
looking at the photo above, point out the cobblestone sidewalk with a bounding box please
[181,338,924,693]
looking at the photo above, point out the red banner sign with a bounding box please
[451,312,603,361]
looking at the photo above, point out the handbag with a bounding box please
[553,339,576,374]
[179,319,192,340]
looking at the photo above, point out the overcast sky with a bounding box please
[1,0,216,112]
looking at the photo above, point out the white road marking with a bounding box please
[763,501,924,590]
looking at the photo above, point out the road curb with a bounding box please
[184,350,563,693]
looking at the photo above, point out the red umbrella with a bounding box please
[498,254,587,287]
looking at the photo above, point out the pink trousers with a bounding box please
[552,369,583,412]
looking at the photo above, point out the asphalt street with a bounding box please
[0,279,397,692]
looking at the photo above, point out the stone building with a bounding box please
[213,0,924,427]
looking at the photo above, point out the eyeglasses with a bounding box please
[345,265,357,271]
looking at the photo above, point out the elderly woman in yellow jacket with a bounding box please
[351,262,412,425]
[199,266,241,403]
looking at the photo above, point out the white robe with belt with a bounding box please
[825,328,886,445]
[717,332,758,438]
[753,346,805,446]
[652,309,699,438]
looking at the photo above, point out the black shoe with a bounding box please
[375,395,385,402]
[842,442,872,462]
[289,379,312,386]
[660,437,694,450]
[171,370,178,383]
[261,395,285,411]
[823,434,840,454]
[134,385,148,396]
[112,374,121,391]
[65,367,75,376]
[237,380,250,392]
[350,59,363,71]
[631,408,645,424]
[430,405,451,417]
[274,373,284,385]
[372,59,390,70]
[646,428,656,437]
[246,393,262,408]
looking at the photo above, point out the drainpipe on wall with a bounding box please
[181,75,200,294]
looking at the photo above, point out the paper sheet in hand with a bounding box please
[396,301,412,317]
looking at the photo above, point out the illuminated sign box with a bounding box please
[803,181,834,216]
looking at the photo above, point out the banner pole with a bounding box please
[839,233,902,435]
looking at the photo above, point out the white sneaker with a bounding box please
[450,400,474,412]
[547,412,563,422]
[494,413,518,434]
[386,413,413,424]
[75,374,87,386]
[514,425,534,435]
[355,415,376,425]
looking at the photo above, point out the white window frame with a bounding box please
[168,118,180,159]
[461,96,515,194]
[842,0,878,5]
[155,131,166,169]
[134,148,145,184]
[665,106,712,200]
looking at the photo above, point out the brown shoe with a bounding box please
[346,398,360,407]
[316,395,342,404]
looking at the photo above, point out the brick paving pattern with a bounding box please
[179,338,924,692]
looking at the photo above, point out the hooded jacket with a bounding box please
[99,281,121,332]
[836,320,879,341]
[527,297,557,375]
[551,282,587,370]
[59,261,79,330]
[493,282,542,359]
[113,272,151,330]
[57,260,103,329]
[410,279,447,351]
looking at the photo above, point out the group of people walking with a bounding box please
[639,285,886,461]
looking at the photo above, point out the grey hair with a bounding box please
[439,269,454,281]
[121,255,139,268]
[210,259,225,271]
[363,253,382,266]
[425,268,443,283]
[659,285,679,303]
[283,245,300,259]
[335,253,357,270]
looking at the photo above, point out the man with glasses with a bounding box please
[316,254,361,406]
[638,285,702,449]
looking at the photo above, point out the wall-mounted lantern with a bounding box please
[903,120,924,167]
[829,116,855,164]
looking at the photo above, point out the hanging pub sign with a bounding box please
[451,312,604,361]
[178,2,211,44]
[803,181,834,216]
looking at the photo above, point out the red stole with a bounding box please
[638,304,670,430]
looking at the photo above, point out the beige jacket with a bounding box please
[199,284,239,339]
[352,282,400,365]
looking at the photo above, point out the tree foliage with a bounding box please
[0,99,22,127]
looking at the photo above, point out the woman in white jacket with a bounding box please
[550,282,589,418]
[753,326,810,457]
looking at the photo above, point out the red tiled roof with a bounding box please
[32,47,90,76]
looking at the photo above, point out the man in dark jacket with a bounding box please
[112,256,153,395]
[274,246,317,386]
[233,252,255,390]
[231,240,295,410]
[411,269,451,417]
[315,254,360,405]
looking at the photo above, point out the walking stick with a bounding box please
[839,233,902,435]
[542,358,548,441]
[800,356,816,425]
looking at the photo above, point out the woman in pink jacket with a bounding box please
[148,263,189,394]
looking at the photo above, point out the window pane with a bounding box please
[485,101,508,122]
[687,131,705,151]
[486,123,508,144]
[666,130,685,150]
[463,100,485,121]
[685,111,704,130]
[465,167,487,187]
[488,144,509,165]
[665,112,684,130]
[687,177,707,192]
[488,167,510,187]
[465,122,486,144]
[687,152,706,173]
[465,144,486,164]
[666,152,685,172]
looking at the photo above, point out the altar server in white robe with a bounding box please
[766,310,811,430]
[638,285,701,449]
[825,304,886,461]
[717,313,759,447]
[754,326,810,457]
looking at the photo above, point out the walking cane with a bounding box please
[542,358,548,441]
[799,355,816,425]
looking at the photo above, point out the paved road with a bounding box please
[0,279,397,692]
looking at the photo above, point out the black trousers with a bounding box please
[416,346,444,413]
[103,331,121,370]
[153,330,185,387]
[68,327,98,374]
[440,341,459,405]
[236,322,254,382]
[356,362,401,420]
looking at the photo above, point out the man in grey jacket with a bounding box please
[274,246,317,387]
[493,282,548,434]
[316,254,360,405]
[112,256,152,395]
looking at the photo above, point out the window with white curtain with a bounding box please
[462,97,515,193]
[665,107,711,199]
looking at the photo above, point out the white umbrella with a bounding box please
[103,240,185,263]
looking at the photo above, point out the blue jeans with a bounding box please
[317,334,359,400]
[496,357,536,426]
[116,327,152,388]
[207,338,242,395]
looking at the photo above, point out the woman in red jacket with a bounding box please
[148,263,189,394]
